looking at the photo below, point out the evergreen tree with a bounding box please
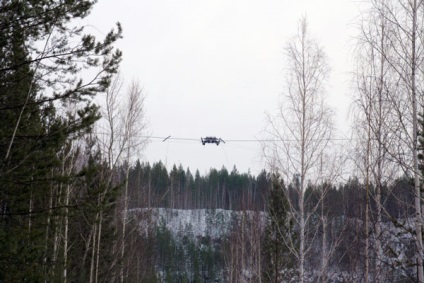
[262,175,296,282]
[0,0,121,281]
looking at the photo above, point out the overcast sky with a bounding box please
[86,0,361,175]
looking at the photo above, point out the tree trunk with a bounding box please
[95,210,103,283]
[321,213,328,283]
[120,160,130,283]
[89,219,97,283]
[411,1,424,281]
[63,183,70,283]
[299,188,305,283]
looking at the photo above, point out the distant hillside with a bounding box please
[129,207,417,282]
[130,208,266,239]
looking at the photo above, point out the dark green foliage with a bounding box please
[0,0,121,281]
[127,161,271,211]
[152,161,170,206]
[0,17,60,281]
[152,220,222,282]
[262,175,296,282]
[67,147,121,281]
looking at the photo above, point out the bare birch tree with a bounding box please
[354,0,424,281]
[119,79,148,282]
[94,74,148,282]
[90,74,125,283]
[352,2,404,280]
[264,16,335,282]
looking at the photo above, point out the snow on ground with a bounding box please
[129,208,265,239]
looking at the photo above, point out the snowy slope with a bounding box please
[130,208,265,239]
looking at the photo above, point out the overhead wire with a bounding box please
[96,132,357,173]
[96,132,355,144]
[138,135,353,143]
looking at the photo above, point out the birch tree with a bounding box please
[354,0,424,280]
[353,6,387,281]
[264,17,334,282]
[119,79,148,282]
[96,74,148,282]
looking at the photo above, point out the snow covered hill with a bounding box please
[128,208,417,282]
[130,208,266,239]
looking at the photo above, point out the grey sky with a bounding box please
[86,0,359,175]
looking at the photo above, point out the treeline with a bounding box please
[126,160,415,221]
[127,161,270,211]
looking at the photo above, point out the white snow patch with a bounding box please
[129,208,265,239]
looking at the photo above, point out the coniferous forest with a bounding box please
[2,0,424,282]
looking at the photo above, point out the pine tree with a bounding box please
[0,14,59,281]
[0,0,122,281]
[262,175,297,282]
